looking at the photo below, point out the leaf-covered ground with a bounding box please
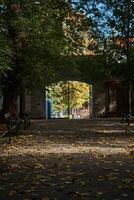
[0,119,134,200]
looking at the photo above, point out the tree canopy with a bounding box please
[75,0,134,81]
[0,0,94,116]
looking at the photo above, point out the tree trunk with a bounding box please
[19,81,26,117]
[128,83,132,114]
[0,2,24,120]
[0,78,20,120]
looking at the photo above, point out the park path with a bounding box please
[0,119,134,200]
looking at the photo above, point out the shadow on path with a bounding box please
[0,119,134,200]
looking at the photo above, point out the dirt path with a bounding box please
[0,119,134,200]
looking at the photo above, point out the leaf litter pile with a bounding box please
[0,119,134,200]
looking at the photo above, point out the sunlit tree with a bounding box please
[48,81,90,115]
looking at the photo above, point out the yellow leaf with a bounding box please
[9,191,16,196]
[42,197,50,200]
[121,194,128,197]
[117,185,123,189]
[97,192,103,195]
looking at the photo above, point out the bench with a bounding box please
[0,112,30,143]
[121,112,134,126]
[4,112,22,143]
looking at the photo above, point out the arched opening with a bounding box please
[45,81,93,119]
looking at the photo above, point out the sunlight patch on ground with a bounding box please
[89,129,134,133]
[0,144,129,157]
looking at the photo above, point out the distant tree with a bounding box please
[47,82,65,113]
[68,81,89,109]
[48,81,90,114]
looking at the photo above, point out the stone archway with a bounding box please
[23,78,133,119]
[22,55,134,119]
[24,79,108,119]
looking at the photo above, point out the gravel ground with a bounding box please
[0,119,134,200]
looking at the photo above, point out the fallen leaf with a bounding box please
[121,193,128,197]
[42,197,50,200]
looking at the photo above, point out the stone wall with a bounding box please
[92,82,106,117]
[24,82,134,119]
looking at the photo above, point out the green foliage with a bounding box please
[75,0,134,81]
[75,55,106,82]
[48,81,90,112]
[67,81,89,109]
[8,0,69,87]
[47,82,65,112]
[0,0,99,90]
[0,34,12,76]
[105,0,134,81]
[2,0,133,91]
[0,1,13,77]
